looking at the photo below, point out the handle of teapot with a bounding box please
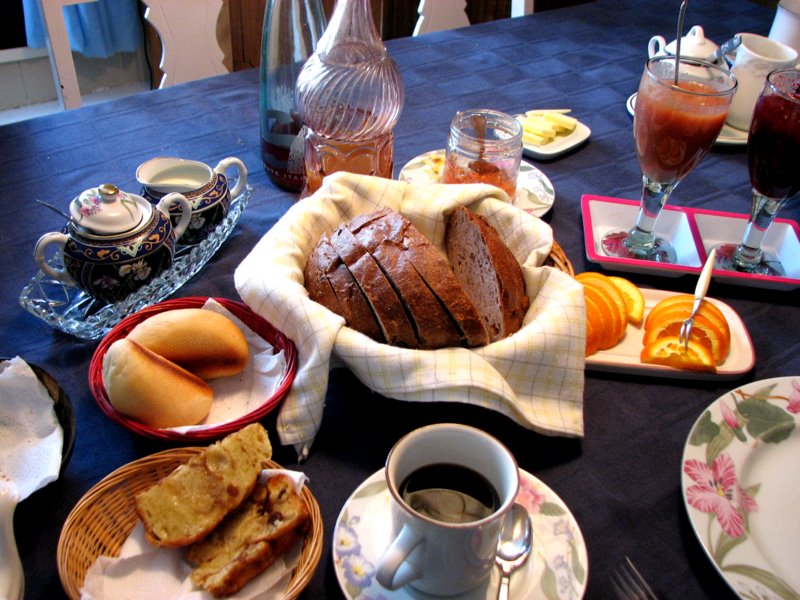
[34,233,77,285]
[648,36,667,58]
[213,157,248,198]
[157,193,193,241]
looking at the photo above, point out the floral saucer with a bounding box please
[398,150,556,217]
[333,468,588,599]
[682,376,800,598]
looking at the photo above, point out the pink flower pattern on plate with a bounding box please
[684,453,757,538]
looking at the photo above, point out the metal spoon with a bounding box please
[496,503,533,600]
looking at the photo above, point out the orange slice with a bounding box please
[645,301,731,351]
[641,336,716,372]
[607,276,645,325]
[584,301,600,357]
[642,312,728,363]
[583,284,623,350]
[577,273,628,342]
[645,295,729,337]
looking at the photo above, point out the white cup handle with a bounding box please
[0,490,23,600]
[157,193,192,240]
[648,35,666,58]
[33,232,75,284]
[375,524,425,590]
[214,157,248,198]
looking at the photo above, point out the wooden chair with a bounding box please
[141,0,231,89]
[414,0,534,36]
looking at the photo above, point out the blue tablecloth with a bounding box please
[1,0,797,598]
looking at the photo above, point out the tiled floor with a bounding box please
[0,82,150,126]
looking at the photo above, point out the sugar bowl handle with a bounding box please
[213,157,248,198]
[33,233,75,285]
[155,192,192,241]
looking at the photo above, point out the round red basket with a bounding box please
[89,297,297,441]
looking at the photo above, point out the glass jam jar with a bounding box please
[442,109,523,199]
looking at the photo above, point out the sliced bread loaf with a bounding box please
[304,234,384,343]
[395,213,489,347]
[445,206,529,342]
[329,224,418,348]
[349,209,469,349]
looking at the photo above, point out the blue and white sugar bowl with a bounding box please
[34,183,191,304]
[137,156,247,246]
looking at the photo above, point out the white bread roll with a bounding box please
[127,308,249,379]
[103,338,213,428]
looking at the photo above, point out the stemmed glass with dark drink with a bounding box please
[602,56,737,262]
[715,67,800,276]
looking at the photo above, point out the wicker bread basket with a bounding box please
[57,448,322,599]
[89,297,298,441]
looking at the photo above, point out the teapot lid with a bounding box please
[69,184,148,236]
[666,25,718,60]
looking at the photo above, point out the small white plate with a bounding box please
[682,377,800,597]
[626,93,747,147]
[333,467,588,599]
[585,288,755,379]
[399,149,555,217]
[519,120,591,160]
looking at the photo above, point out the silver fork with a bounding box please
[612,557,658,600]
[679,248,717,349]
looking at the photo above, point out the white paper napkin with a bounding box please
[80,470,308,600]
[235,172,586,459]
[165,299,288,433]
[0,357,63,496]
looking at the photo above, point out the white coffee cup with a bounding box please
[375,423,520,595]
[726,33,799,130]
[769,0,800,53]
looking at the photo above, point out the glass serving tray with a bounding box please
[19,187,251,341]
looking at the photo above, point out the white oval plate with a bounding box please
[399,149,555,217]
[518,119,591,160]
[682,377,800,597]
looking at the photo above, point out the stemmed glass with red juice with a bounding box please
[715,67,800,275]
[602,56,736,262]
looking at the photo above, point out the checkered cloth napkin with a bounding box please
[235,172,585,459]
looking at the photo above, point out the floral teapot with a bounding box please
[34,183,191,304]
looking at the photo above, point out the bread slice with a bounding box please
[393,213,489,347]
[102,338,213,428]
[135,423,273,547]
[304,234,384,342]
[185,473,310,597]
[127,308,249,379]
[349,209,463,349]
[445,206,529,342]
[329,224,418,348]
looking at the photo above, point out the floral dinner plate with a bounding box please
[333,468,588,599]
[681,376,800,598]
[399,149,556,217]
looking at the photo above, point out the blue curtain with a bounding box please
[22,0,143,59]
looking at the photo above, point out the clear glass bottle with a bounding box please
[259,0,326,192]
[295,0,405,195]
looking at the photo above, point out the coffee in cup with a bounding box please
[375,423,519,595]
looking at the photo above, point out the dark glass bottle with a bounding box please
[259,0,326,191]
